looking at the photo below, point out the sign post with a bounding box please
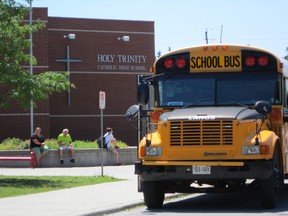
[99,91,106,176]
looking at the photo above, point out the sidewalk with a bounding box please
[0,165,145,216]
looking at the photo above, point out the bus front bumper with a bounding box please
[135,160,274,181]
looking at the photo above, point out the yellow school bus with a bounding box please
[126,44,288,209]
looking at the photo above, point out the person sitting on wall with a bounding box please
[57,128,75,164]
[104,127,121,165]
[30,127,49,167]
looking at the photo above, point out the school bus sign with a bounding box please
[190,50,242,72]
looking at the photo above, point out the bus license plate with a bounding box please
[192,165,211,174]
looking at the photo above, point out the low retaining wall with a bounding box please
[0,147,137,168]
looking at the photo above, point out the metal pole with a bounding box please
[29,0,34,135]
[66,45,71,106]
[101,108,104,176]
[205,29,208,44]
[220,25,223,44]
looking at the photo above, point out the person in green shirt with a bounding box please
[57,128,75,164]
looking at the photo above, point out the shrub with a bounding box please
[115,140,129,148]
[0,138,29,150]
[73,140,97,149]
[44,139,58,149]
[0,138,129,150]
[2,138,22,146]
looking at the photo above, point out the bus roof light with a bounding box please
[245,56,256,67]
[176,57,186,68]
[163,58,174,69]
[258,56,268,66]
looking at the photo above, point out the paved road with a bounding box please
[110,189,288,216]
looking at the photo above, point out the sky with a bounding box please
[28,0,288,58]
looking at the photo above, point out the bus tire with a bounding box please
[258,147,281,209]
[143,181,165,209]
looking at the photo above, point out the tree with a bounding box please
[0,0,72,109]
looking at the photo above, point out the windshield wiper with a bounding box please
[182,98,214,108]
[222,102,249,107]
[141,73,170,83]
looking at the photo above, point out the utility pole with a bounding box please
[220,25,223,43]
[205,29,208,44]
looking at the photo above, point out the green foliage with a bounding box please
[0,175,122,198]
[73,140,97,149]
[0,138,129,150]
[43,139,58,149]
[0,0,72,109]
[114,140,129,148]
[0,138,29,150]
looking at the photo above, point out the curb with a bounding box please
[85,201,144,216]
[84,194,185,216]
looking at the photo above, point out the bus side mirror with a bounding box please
[137,84,149,105]
[126,105,139,119]
[255,101,272,115]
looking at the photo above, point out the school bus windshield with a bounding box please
[157,72,281,107]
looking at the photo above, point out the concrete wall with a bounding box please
[0,147,137,168]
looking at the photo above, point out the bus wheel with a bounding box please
[258,153,281,209]
[143,181,165,209]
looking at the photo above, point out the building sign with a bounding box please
[96,54,147,71]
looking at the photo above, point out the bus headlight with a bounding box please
[242,146,260,155]
[145,147,162,156]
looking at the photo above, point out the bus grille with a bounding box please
[170,121,233,146]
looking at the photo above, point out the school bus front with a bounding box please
[127,44,288,210]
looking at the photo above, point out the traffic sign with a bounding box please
[99,91,106,109]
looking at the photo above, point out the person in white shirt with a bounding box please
[104,127,120,165]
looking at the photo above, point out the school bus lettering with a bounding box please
[224,55,241,67]
[190,55,241,70]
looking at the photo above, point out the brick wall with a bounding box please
[0,7,154,146]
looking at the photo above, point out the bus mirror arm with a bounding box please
[254,101,272,145]
[255,116,265,145]
[126,118,152,146]
[126,118,147,138]
[146,139,151,146]
[139,73,166,84]
[125,105,153,119]
[125,105,153,139]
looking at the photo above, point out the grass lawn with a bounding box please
[0,175,122,198]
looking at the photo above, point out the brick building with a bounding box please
[0,8,154,146]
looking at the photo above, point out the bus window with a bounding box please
[217,73,281,105]
[158,74,215,107]
[157,72,281,107]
